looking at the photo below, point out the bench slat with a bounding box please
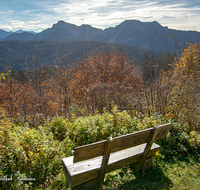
[107,142,160,173]
[73,140,106,163]
[111,128,152,153]
[74,128,152,163]
[62,143,160,188]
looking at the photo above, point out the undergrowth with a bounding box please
[0,107,199,189]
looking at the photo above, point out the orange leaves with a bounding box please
[70,50,142,112]
[74,50,141,91]
[175,43,200,77]
[1,49,143,118]
[0,80,32,115]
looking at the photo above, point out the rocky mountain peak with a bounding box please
[52,20,78,30]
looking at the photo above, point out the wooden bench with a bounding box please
[62,123,170,189]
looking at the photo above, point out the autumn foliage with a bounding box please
[71,50,142,112]
[1,44,199,131]
[0,50,142,119]
[164,43,200,129]
[143,43,200,131]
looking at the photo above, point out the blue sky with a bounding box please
[0,0,200,32]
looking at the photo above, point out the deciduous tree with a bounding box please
[71,50,142,113]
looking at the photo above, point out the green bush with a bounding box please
[1,108,199,189]
[50,117,69,141]
[158,121,200,161]
[0,119,74,189]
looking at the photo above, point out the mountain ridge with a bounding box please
[0,29,36,39]
[0,20,200,52]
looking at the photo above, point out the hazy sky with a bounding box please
[0,0,200,32]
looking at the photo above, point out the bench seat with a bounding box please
[62,142,160,188]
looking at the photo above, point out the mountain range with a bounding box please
[1,20,200,52]
[0,29,36,39]
[0,20,200,72]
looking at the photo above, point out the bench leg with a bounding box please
[130,157,153,173]
[142,157,152,173]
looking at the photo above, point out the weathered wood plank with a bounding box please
[155,123,171,140]
[73,124,170,163]
[136,125,159,172]
[73,178,99,190]
[107,142,160,173]
[62,143,160,188]
[62,156,73,186]
[111,128,152,152]
[73,128,152,163]
[73,140,106,163]
[65,156,102,187]
[99,137,113,188]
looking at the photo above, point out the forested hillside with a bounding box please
[0,40,148,71]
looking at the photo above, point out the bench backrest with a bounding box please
[73,123,170,163]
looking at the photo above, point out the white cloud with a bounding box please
[0,10,13,14]
[1,0,200,32]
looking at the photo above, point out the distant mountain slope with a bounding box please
[36,21,103,42]
[0,40,147,71]
[1,21,103,42]
[14,29,37,34]
[1,32,35,41]
[0,30,36,40]
[103,20,200,51]
[0,29,11,39]
[1,20,200,52]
